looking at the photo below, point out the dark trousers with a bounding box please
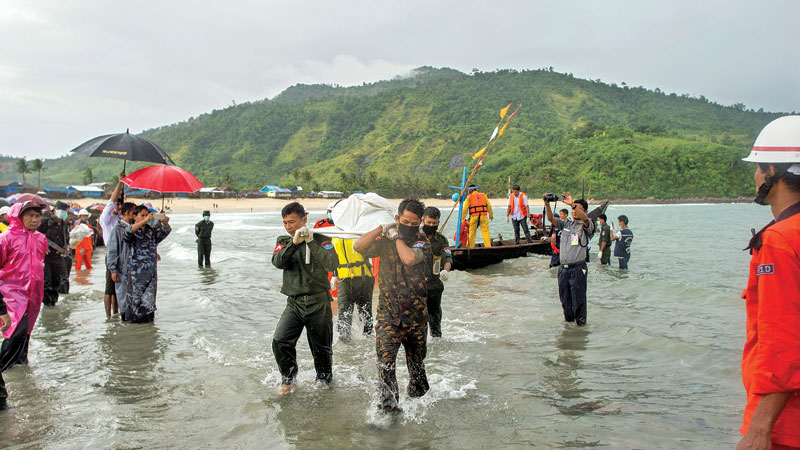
[272,293,333,385]
[557,262,588,326]
[618,255,629,270]
[1,313,30,407]
[376,317,429,412]
[60,255,71,294]
[426,288,443,337]
[197,238,212,267]
[337,276,374,341]
[600,248,611,265]
[43,256,65,306]
[511,218,532,244]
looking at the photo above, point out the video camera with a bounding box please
[542,193,564,202]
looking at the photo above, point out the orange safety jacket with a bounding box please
[507,192,529,218]
[467,192,489,216]
[314,218,334,229]
[740,201,800,447]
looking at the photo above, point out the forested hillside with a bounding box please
[8,67,787,199]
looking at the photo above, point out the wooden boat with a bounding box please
[448,201,609,271]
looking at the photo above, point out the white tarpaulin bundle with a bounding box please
[69,223,93,248]
[319,193,398,238]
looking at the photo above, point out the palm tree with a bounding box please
[83,168,94,185]
[31,158,46,189]
[16,158,31,185]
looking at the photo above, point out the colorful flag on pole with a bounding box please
[500,103,512,119]
[507,106,519,121]
[498,122,508,137]
[472,146,487,160]
[489,126,499,142]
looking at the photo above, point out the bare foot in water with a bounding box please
[279,384,292,396]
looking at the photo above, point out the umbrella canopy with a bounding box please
[0,198,9,207]
[121,165,204,194]
[88,204,105,211]
[70,129,175,165]
[7,193,46,205]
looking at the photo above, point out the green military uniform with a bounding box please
[195,219,214,267]
[362,232,432,412]
[271,233,339,385]
[598,223,611,265]
[424,232,452,337]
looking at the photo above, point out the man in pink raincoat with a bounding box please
[0,201,47,411]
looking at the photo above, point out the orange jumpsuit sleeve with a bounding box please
[749,238,800,395]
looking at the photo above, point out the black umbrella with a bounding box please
[70,129,175,170]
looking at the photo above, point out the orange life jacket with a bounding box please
[468,192,488,216]
[507,192,529,217]
[314,218,334,228]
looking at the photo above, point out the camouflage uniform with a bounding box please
[271,234,339,385]
[424,232,452,338]
[121,223,171,322]
[362,232,432,412]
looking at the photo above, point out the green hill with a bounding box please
[7,66,787,199]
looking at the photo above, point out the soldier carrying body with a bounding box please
[271,202,339,395]
[354,199,432,414]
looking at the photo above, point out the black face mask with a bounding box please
[398,223,419,243]
[422,224,437,236]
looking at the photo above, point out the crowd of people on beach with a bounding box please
[0,116,799,448]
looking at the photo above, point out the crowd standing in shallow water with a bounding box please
[0,116,798,446]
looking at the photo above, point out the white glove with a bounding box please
[381,222,397,237]
[304,227,314,243]
[293,227,311,244]
[439,269,449,282]
[597,251,602,258]
[330,276,337,291]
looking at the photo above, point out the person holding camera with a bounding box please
[544,192,595,326]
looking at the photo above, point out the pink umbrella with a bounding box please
[7,193,46,205]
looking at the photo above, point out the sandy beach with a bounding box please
[71,196,548,214]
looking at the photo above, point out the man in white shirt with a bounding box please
[99,172,125,317]
[506,185,532,245]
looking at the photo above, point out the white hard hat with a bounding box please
[0,206,9,215]
[78,209,89,215]
[742,115,800,163]
[327,201,337,211]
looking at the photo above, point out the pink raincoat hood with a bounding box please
[0,202,47,338]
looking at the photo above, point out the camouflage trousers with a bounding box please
[375,317,429,411]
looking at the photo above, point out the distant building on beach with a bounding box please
[67,185,104,198]
[259,185,292,199]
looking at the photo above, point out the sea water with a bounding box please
[0,203,772,449]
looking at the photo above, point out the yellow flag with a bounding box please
[500,103,512,119]
[498,122,508,137]
[472,146,487,160]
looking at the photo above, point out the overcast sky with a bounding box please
[2,0,797,159]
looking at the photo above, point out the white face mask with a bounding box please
[56,209,68,220]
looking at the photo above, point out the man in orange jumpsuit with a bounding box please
[461,184,493,248]
[738,115,800,450]
[72,209,94,270]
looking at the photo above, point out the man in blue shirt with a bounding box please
[611,215,633,270]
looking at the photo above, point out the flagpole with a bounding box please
[439,104,521,232]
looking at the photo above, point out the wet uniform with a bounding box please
[332,237,374,341]
[613,228,634,270]
[598,223,611,265]
[424,232,452,337]
[554,217,595,326]
[740,201,800,448]
[195,220,214,267]
[37,216,69,306]
[271,234,339,385]
[362,233,432,412]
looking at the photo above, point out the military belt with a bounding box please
[288,292,329,302]
[337,261,368,269]
[560,262,586,269]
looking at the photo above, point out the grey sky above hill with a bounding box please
[2,0,797,160]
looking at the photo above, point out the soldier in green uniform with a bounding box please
[37,201,70,307]
[421,206,452,338]
[195,210,214,268]
[354,199,432,413]
[271,202,339,395]
[597,214,612,265]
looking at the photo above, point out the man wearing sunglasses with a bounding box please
[544,192,595,326]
